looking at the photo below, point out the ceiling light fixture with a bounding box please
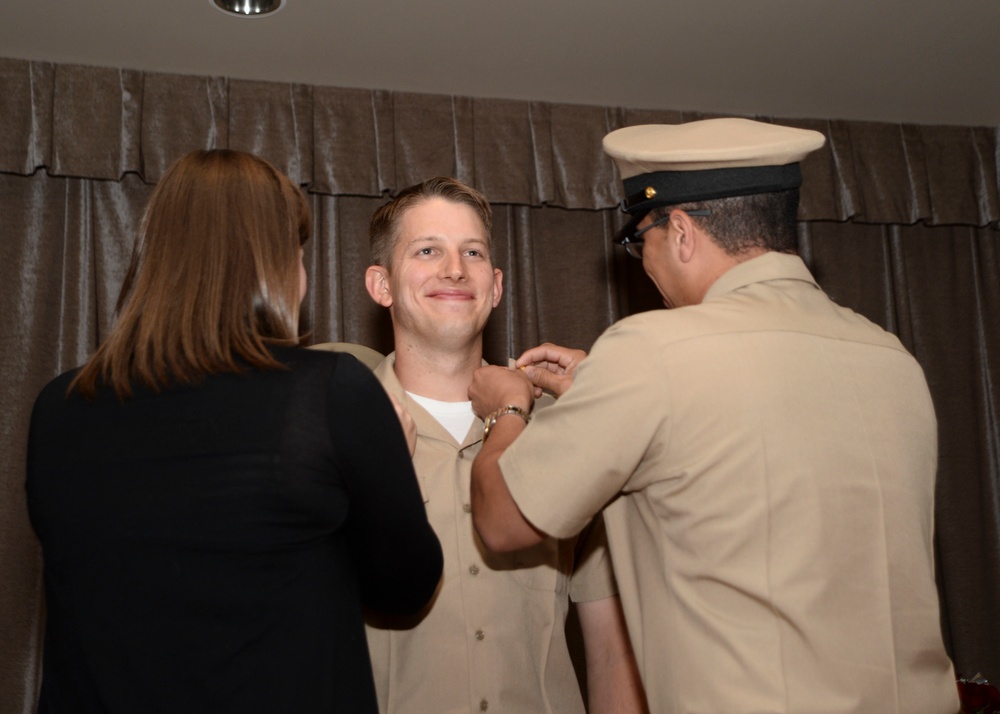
[210,0,286,18]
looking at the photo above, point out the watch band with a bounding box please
[482,404,532,443]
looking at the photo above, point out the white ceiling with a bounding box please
[1,0,998,127]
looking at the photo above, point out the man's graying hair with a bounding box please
[652,188,800,255]
[368,177,495,267]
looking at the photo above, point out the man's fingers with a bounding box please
[516,343,586,373]
[524,366,573,398]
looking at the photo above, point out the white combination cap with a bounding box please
[603,118,826,224]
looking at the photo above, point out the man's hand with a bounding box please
[468,366,535,420]
[515,342,588,398]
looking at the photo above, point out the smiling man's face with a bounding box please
[373,196,503,349]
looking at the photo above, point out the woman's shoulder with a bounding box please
[33,367,82,407]
[272,344,359,374]
[271,346,381,397]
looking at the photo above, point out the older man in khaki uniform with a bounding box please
[361,177,647,714]
[468,119,959,713]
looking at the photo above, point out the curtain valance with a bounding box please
[2,57,998,225]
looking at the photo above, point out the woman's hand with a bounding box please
[388,393,417,456]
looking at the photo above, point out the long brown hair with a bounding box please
[71,149,311,399]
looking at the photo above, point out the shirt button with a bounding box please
[469,564,480,575]
[463,503,472,513]
[475,629,485,641]
[479,699,489,711]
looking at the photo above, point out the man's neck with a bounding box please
[392,333,483,402]
[694,246,769,304]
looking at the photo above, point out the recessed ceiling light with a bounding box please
[210,0,286,18]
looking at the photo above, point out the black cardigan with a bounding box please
[26,346,442,713]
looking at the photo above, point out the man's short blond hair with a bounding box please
[368,177,494,268]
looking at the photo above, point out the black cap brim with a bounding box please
[621,163,803,219]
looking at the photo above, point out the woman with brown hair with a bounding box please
[25,149,442,713]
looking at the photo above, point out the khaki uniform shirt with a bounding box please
[365,355,617,714]
[501,253,958,714]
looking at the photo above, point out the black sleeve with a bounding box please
[327,355,443,615]
[24,371,76,543]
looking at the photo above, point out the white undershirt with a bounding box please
[407,392,477,444]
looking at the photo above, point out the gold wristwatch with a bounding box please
[482,404,532,443]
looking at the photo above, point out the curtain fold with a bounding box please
[228,79,314,185]
[140,72,230,182]
[312,86,382,196]
[2,55,999,713]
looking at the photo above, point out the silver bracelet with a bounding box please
[482,404,531,443]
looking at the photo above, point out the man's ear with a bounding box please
[671,211,698,264]
[365,266,393,307]
[491,268,504,308]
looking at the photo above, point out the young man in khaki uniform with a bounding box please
[362,177,646,714]
[467,119,959,713]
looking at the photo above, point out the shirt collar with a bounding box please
[704,251,819,302]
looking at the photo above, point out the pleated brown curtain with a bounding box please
[2,56,998,711]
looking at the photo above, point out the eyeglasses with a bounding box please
[616,209,711,259]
